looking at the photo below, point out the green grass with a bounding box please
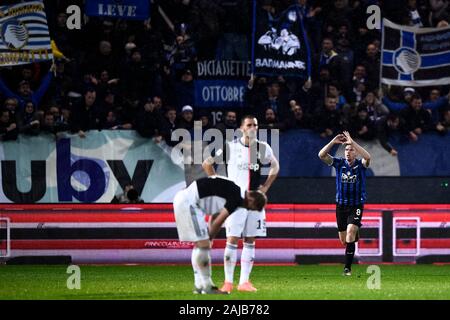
[0,264,449,300]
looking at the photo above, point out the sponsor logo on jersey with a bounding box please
[341,172,357,183]
[238,162,260,171]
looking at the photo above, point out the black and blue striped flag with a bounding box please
[0,1,53,67]
[381,19,450,86]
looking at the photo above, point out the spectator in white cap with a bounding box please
[403,87,415,102]
[178,105,194,130]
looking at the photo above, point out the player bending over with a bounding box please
[173,176,267,294]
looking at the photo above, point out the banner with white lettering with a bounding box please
[251,1,311,77]
[85,0,150,20]
[0,1,53,67]
[381,19,450,86]
[194,60,251,108]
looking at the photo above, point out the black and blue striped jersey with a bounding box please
[331,157,367,206]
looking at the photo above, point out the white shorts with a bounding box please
[173,190,209,242]
[225,208,266,238]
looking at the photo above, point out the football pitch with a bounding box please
[0,264,449,300]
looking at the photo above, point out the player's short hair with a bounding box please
[240,114,257,126]
[247,190,267,211]
[343,143,354,149]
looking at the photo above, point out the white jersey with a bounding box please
[215,138,274,197]
[174,176,244,241]
[183,176,243,215]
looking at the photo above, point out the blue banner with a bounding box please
[85,0,150,20]
[381,19,450,86]
[251,2,311,77]
[194,60,250,108]
[194,80,247,108]
[0,1,53,66]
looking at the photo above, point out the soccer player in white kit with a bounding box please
[203,115,279,292]
[173,176,267,294]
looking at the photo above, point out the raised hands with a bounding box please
[342,131,353,145]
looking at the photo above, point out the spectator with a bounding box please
[323,0,354,35]
[349,64,368,104]
[327,81,348,110]
[135,98,164,138]
[166,27,197,72]
[161,106,179,146]
[47,59,73,107]
[94,69,119,101]
[190,0,225,59]
[429,0,449,27]
[70,88,101,138]
[315,96,343,138]
[376,114,402,156]
[287,103,313,129]
[309,65,332,112]
[350,106,376,141]
[215,110,238,139]
[200,112,213,131]
[136,19,165,66]
[359,91,390,122]
[101,111,122,130]
[0,110,18,141]
[259,107,287,131]
[436,109,450,135]
[0,65,54,111]
[18,101,40,135]
[252,80,290,121]
[98,90,132,130]
[84,40,118,77]
[54,106,71,133]
[120,47,154,106]
[401,94,433,142]
[174,69,195,111]
[314,37,346,84]
[427,88,449,122]
[3,98,20,122]
[178,105,195,131]
[360,43,380,91]
[216,0,250,60]
[40,111,57,135]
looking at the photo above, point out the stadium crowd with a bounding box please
[0,0,449,155]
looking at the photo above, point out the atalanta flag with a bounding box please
[381,19,450,86]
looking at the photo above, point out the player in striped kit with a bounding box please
[318,131,371,276]
[203,115,279,292]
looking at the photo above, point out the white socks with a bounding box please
[224,242,238,283]
[192,247,214,289]
[239,242,255,285]
[191,247,203,289]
